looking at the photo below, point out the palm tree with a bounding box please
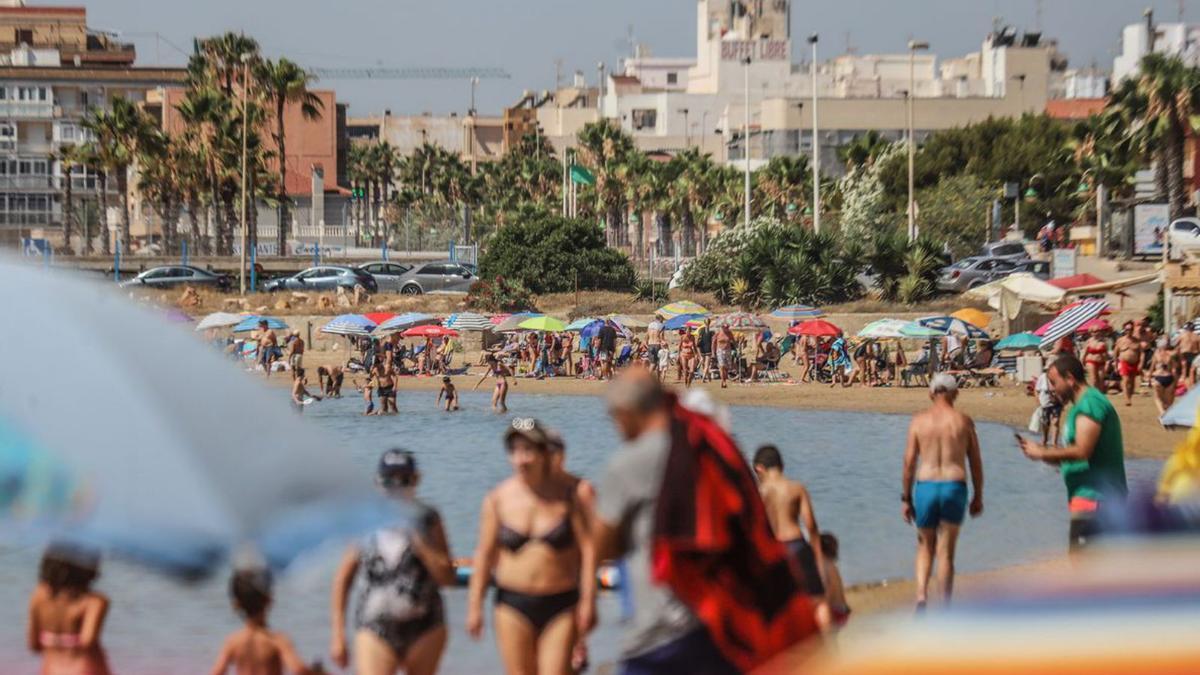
[838,130,891,171]
[577,120,636,246]
[256,57,323,256]
[618,151,653,257]
[83,97,155,254]
[755,155,810,223]
[54,143,81,252]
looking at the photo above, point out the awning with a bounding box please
[1064,272,1161,296]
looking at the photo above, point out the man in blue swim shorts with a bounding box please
[901,374,985,610]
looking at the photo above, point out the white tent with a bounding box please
[964,273,1067,319]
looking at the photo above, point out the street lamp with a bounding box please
[239,52,251,295]
[907,40,929,242]
[680,107,690,148]
[808,33,820,233]
[743,55,752,227]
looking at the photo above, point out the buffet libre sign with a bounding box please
[720,39,789,61]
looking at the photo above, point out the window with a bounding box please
[666,72,678,85]
[387,264,409,275]
[417,264,442,275]
[15,28,32,45]
[631,109,657,131]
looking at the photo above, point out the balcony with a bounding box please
[0,101,56,119]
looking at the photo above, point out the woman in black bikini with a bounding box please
[466,419,596,675]
[1149,338,1180,416]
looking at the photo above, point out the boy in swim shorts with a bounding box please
[437,376,459,411]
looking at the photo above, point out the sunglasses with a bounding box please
[511,417,536,432]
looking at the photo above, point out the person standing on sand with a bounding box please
[256,320,279,378]
[598,320,619,381]
[1018,354,1127,553]
[752,445,829,629]
[646,314,665,371]
[715,324,734,389]
[1177,322,1200,386]
[697,318,714,383]
[901,374,984,609]
[1114,323,1142,407]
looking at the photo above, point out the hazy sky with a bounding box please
[61,0,1192,117]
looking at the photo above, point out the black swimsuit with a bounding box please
[494,517,579,631]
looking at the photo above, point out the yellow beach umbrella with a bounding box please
[951,308,992,329]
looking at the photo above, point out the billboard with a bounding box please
[1133,203,1169,256]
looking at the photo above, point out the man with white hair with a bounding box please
[900,373,984,610]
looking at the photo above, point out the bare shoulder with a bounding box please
[85,591,110,611]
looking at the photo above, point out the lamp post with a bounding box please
[680,107,690,148]
[907,40,929,241]
[239,52,251,295]
[808,34,820,233]
[743,55,752,227]
[700,110,709,154]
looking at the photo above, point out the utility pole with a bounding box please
[239,53,250,294]
[809,33,820,233]
[681,107,690,147]
[743,55,752,227]
[907,40,929,241]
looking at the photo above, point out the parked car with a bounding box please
[937,256,1018,293]
[1010,259,1051,280]
[979,241,1029,261]
[119,265,231,290]
[395,260,479,295]
[1168,218,1200,258]
[359,261,415,293]
[262,265,378,293]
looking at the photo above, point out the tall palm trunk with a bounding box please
[1166,123,1188,220]
[655,212,671,256]
[275,100,289,256]
[1154,146,1170,204]
[222,189,238,256]
[682,209,697,257]
[116,168,131,254]
[98,171,110,255]
[633,210,645,259]
[186,193,204,255]
[62,164,74,253]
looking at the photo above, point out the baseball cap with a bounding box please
[504,417,550,449]
[377,448,418,485]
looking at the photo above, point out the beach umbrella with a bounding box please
[607,314,648,329]
[657,300,709,318]
[321,314,376,337]
[994,332,1043,351]
[518,316,567,332]
[664,313,706,330]
[1074,318,1113,334]
[195,312,246,332]
[789,319,842,337]
[1056,300,1113,317]
[361,312,396,326]
[376,312,438,333]
[1047,273,1105,291]
[581,319,632,340]
[1037,300,1109,349]
[491,312,541,333]
[0,261,409,578]
[443,312,493,331]
[950,308,991,329]
[858,319,943,340]
[565,317,601,332]
[231,315,288,333]
[771,305,824,320]
[402,325,459,338]
[715,312,768,331]
[1161,386,1200,428]
[917,315,991,340]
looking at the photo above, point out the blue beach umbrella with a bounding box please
[376,312,437,333]
[770,305,824,320]
[917,315,991,340]
[664,313,705,330]
[565,317,600,332]
[0,261,406,578]
[321,314,376,337]
[994,332,1043,351]
[231,315,288,333]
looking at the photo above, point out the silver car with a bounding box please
[937,256,1018,293]
[360,261,415,293]
[979,241,1029,260]
[395,260,479,295]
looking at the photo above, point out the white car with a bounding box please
[1168,218,1200,258]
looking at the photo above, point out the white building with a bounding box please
[1113,17,1200,82]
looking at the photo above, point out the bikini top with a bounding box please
[498,518,574,551]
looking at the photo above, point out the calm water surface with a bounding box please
[0,389,1163,673]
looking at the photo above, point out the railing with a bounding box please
[233,224,349,241]
[0,101,56,118]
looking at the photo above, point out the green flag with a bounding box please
[569,164,595,186]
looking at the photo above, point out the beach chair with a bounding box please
[614,344,634,368]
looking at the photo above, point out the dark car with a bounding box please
[262,265,378,293]
[394,260,480,295]
[119,265,231,290]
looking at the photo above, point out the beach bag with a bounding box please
[1028,409,1043,434]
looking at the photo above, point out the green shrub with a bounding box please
[466,276,535,312]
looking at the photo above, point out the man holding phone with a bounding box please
[1017,354,1127,552]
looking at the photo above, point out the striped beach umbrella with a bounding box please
[715,312,768,331]
[231,315,288,333]
[376,312,438,333]
[1037,300,1108,349]
[443,312,493,331]
[917,315,991,340]
[362,312,396,326]
[664,313,705,330]
[321,314,376,337]
[657,300,709,318]
[771,305,824,320]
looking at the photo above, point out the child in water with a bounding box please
[209,568,315,675]
[356,372,375,416]
[819,532,850,631]
[437,375,459,411]
[290,368,321,414]
[27,544,112,675]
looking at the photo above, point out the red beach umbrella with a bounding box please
[789,319,842,337]
[402,325,459,338]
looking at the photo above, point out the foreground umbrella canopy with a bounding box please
[376,312,438,333]
[519,315,567,332]
[0,262,403,578]
[321,314,376,337]
[950,308,991,329]
[402,325,459,338]
[195,312,246,332]
[994,332,1043,351]
[658,300,709,318]
[917,315,991,340]
[232,315,288,333]
[771,305,824,320]
[789,319,842,337]
[858,319,944,340]
[443,312,493,331]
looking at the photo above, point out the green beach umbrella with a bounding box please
[518,316,567,332]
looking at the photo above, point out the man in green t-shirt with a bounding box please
[1018,354,1128,552]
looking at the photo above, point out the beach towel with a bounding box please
[829,337,853,373]
[652,394,818,671]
